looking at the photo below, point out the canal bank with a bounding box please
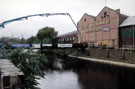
[69,55,135,69]
[69,48,135,68]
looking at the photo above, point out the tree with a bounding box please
[27,36,39,44]
[36,27,58,43]
[42,37,52,44]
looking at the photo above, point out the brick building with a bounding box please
[56,30,78,43]
[77,6,127,48]
[119,16,135,48]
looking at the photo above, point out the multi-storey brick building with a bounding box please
[77,6,127,48]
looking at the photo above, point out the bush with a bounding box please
[54,49,71,56]
[1,48,47,89]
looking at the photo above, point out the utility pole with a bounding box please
[22,35,23,44]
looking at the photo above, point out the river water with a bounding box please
[38,55,135,89]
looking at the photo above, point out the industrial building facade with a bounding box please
[119,16,135,48]
[56,6,135,49]
[77,6,127,48]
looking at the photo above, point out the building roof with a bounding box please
[78,13,96,23]
[96,6,121,18]
[120,16,135,27]
[0,59,24,76]
[57,30,77,37]
[85,13,96,19]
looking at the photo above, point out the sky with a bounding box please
[0,0,135,39]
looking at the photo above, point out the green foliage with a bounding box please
[26,26,58,44]
[54,49,71,56]
[1,37,26,44]
[1,47,47,89]
[42,37,52,44]
[27,36,40,44]
[1,42,10,49]
[36,27,58,43]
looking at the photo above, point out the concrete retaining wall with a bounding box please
[74,48,135,64]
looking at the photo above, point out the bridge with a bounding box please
[8,43,88,49]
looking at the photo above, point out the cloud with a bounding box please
[0,0,135,38]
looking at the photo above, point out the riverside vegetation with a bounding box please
[1,44,48,89]
[0,26,68,89]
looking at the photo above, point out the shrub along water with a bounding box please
[54,49,71,56]
[1,46,48,89]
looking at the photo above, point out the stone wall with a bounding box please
[74,48,135,64]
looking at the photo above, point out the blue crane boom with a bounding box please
[0,13,81,41]
[0,13,77,28]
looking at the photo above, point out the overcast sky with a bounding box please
[0,0,135,39]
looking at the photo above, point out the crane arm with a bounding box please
[0,13,82,41]
[0,13,69,28]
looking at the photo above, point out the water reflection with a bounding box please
[38,55,135,89]
[76,64,118,89]
[39,70,80,89]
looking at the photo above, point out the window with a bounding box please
[73,37,75,40]
[70,37,72,41]
[84,18,86,22]
[104,12,107,18]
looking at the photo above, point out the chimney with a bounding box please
[116,9,120,14]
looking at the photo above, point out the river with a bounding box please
[38,55,135,89]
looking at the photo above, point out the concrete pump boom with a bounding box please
[0,13,81,42]
[0,13,76,28]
